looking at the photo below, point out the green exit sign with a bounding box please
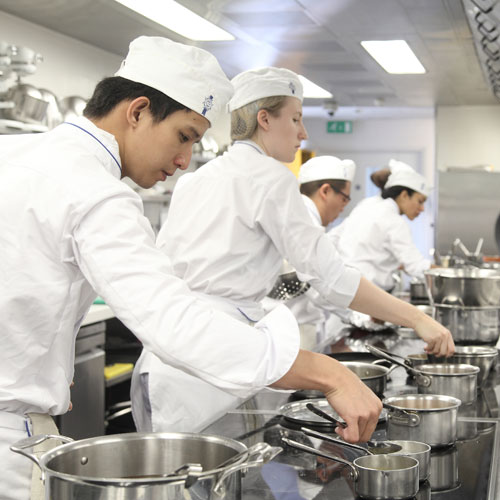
[327,121,352,133]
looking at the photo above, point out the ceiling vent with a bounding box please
[463,0,500,101]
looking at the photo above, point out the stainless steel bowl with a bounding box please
[424,267,500,307]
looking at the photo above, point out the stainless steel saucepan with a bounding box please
[282,435,419,499]
[300,427,430,482]
[367,345,479,403]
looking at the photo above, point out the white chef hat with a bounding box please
[388,158,414,173]
[227,67,303,112]
[114,36,233,125]
[385,162,430,196]
[298,156,356,185]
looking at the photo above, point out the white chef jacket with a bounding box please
[132,140,361,432]
[285,196,327,332]
[0,120,301,497]
[329,197,431,291]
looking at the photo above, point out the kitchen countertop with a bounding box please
[202,332,500,499]
[81,304,114,326]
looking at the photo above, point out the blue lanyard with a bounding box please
[63,122,122,173]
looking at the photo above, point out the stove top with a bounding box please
[203,338,500,500]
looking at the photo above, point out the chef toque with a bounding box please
[388,158,414,173]
[385,164,430,196]
[114,36,233,125]
[227,67,303,112]
[298,156,356,185]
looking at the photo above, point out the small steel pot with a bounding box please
[428,345,498,387]
[282,436,419,500]
[416,363,479,403]
[389,440,431,482]
[366,345,479,403]
[11,432,281,500]
[300,427,430,483]
[383,394,461,448]
[340,360,397,396]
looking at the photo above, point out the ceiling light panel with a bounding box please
[361,40,426,74]
[113,0,234,41]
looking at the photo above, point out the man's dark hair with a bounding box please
[300,179,347,197]
[83,76,190,122]
[381,185,416,200]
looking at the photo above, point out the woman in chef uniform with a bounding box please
[284,155,356,349]
[330,160,432,292]
[0,38,339,500]
[131,67,453,436]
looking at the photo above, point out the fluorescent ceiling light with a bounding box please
[298,75,333,98]
[361,40,426,74]
[114,0,234,41]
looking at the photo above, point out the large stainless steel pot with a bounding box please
[282,436,419,500]
[428,345,498,386]
[2,83,48,123]
[424,267,500,307]
[10,432,281,500]
[383,394,461,448]
[433,304,500,345]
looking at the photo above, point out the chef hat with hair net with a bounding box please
[388,159,414,174]
[115,36,233,125]
[228,67,303,112]
[385,161,430,196]
[298,156,356,185]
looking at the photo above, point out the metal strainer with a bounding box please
[267,261,311,300]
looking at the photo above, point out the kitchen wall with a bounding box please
[0,10,122,100]
[436,105,500,171]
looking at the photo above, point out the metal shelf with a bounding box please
[0,118,47,134]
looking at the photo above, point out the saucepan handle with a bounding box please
[10,434,73,469]
[300,426,369,455]
[281,436,358,480]
[384,405,420,427]
[212,442,282,496]
[366,345,432,386]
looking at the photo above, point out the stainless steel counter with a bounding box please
[203,334,500,499]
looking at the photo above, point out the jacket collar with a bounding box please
[63,116,122,179]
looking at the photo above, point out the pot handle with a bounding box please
[281,436,358,480]
[384,406,420,427]
[10,434,73,469]
[300,427,370,455]
[366,345,432,386]
[212,442,282,497]
[372,359,399,376]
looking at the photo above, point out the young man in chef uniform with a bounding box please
[284,155,356,349]
[0,37,383,500]
[131,67,454,438]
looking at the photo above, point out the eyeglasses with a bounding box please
[330,185,351,203]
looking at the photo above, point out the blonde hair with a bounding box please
[230,95,288,141]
